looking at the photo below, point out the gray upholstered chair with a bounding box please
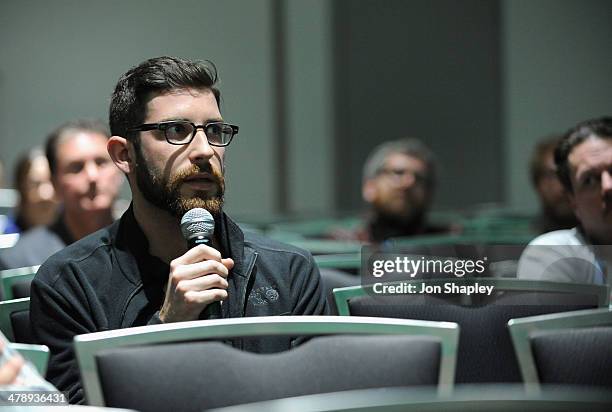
[74,316,459,411]
[318,268,360,314]
[509,307,612,391]
[334,278,608,383]
[0,265,38,300]
[0,297,33,343]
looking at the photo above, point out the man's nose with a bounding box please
[188,130,215,162]
[397,171,416,189]
[84,162,100,182]
[601,170,612,195]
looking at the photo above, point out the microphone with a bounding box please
[180,208,221,319]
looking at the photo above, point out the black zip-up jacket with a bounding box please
[30,206,329,404]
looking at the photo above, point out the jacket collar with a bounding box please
[113,204,253,284]
[218,211,251,278]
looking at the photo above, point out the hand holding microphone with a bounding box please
[159,208,234,323]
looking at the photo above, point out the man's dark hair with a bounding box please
[555,116,612,192]
[45,119,110,176]
[109,56,220,141]
[530,134,562,187]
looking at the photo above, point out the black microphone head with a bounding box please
[180,208,215,241]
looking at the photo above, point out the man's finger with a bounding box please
[221,258,235,270]
[172,244,223,266]
[171,260,230,282]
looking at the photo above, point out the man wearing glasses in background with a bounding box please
[331,138,451,243]
[30,56,329,404]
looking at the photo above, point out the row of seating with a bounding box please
[206,384,612,412]
[0,264,37,301]
[1,257,610,410]
[0,279,610,410]
[2,308,609,411]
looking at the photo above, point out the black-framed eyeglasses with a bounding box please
[377,167,429,185]
[129,120,239,146]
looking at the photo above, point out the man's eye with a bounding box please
[207,124,222,135]
[582,175,599,187]
[168,124,188,134]
[66,163,84,174]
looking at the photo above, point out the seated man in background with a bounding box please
[518,116,612,287]
[333,138,450,243]
[529,135,578,233]
[30,56,328,403]
[0,120,122,270]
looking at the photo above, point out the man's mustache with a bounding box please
[171,164,224,190]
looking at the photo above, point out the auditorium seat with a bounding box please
[74,316,459,411]
[509,307,612,390]
[0,265,39,300]
[206,385,612,412]
[11,278,32,299]
[318,268,360,314]
[0,297,34,343]
[334,278,607,383]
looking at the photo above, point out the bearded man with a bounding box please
[30,56,328,404]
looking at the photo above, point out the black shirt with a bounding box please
[30,205,328,403]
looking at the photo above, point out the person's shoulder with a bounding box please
[0,226,65,270]
[10,226,58,246]
[35,224,116,285]
[527,227,583,246]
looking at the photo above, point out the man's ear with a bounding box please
[362,180,378,203]
[107,136,133,174]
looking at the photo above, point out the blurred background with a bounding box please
[1,0,611,221]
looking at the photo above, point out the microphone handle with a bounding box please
[188,236,223,320]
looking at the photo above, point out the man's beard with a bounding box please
[134,147,225,219]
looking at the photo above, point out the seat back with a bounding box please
[97,335,441,412]
[532,327,612,387]
[0,297,31,342]
[334,278,607,383]
[1,265,39,300]
[319,268,360,314]
[11,278,32,299]
[11,307,34,343]
[75,316,459,408]
[509,307,612,391]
